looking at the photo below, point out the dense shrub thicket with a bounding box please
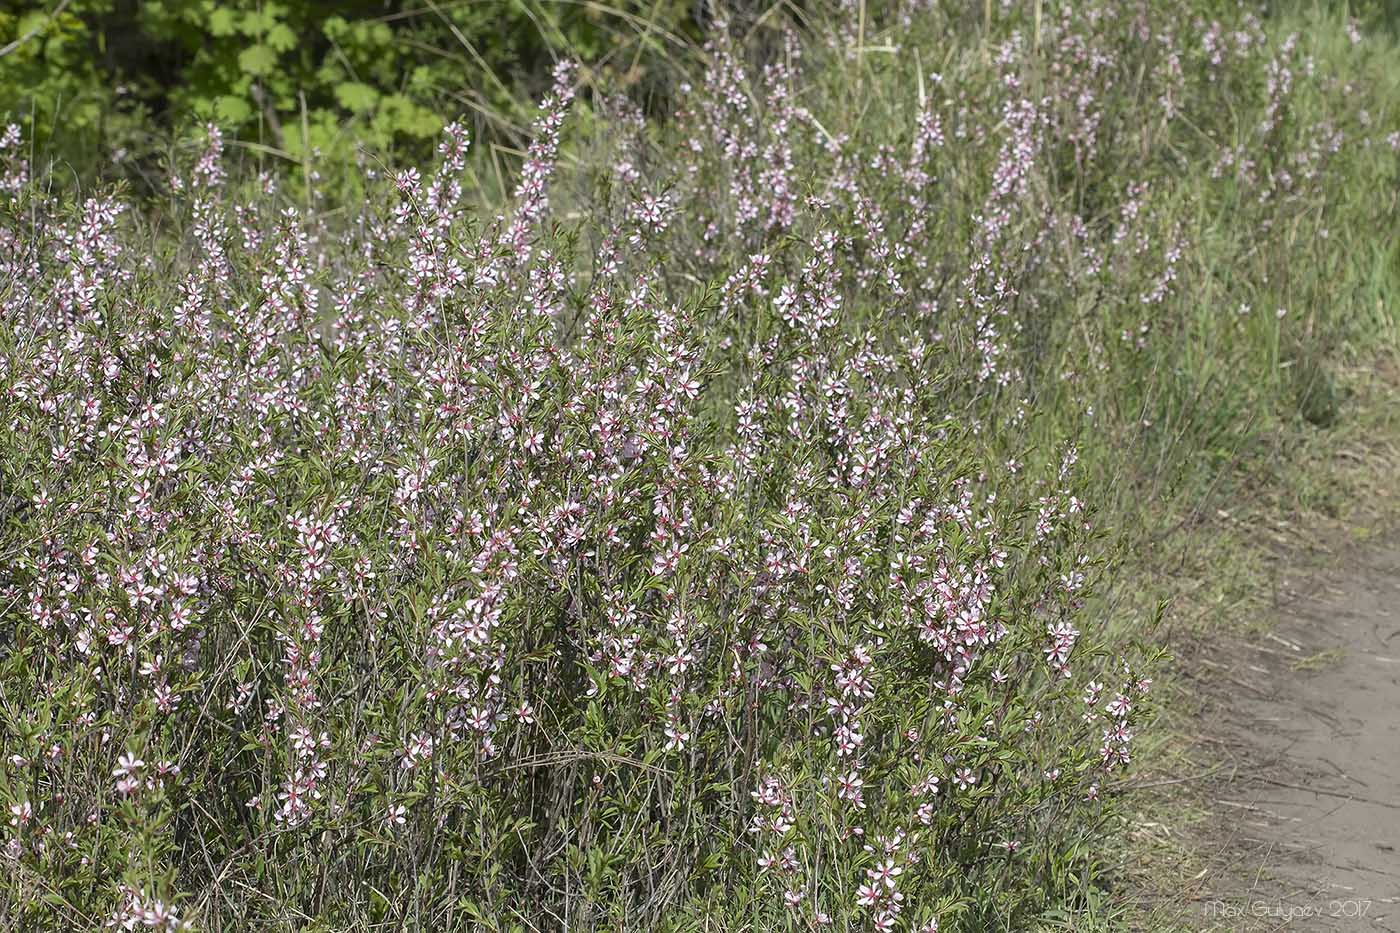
[1,0,1396,929]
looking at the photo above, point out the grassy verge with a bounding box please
[1102,343,1400,930]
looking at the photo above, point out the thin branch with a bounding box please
[0,0,73,59]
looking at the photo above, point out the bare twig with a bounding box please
[0,0,72,59]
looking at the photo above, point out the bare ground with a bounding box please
[1174,537,1400,931]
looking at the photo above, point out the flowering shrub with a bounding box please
[1,1,1395,929]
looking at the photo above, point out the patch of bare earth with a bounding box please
[1174,539,1400,930]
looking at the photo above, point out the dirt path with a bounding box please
[1190,539,1400,930]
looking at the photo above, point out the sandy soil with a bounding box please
[1186,539,1400,930]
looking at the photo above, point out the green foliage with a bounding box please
[0,0,698,176]
[0,1,144,164]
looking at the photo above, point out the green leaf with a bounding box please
[265,23,297,53]
[214,95,253,124]
[372,94,442,139]
[334,81,379,114]
[16,11,51,40]
[207,7,237,37]
[322,15,349,41]
[239,9,277,36]
[238,45,278,78]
